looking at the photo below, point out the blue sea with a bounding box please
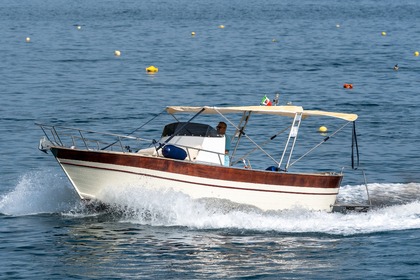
[1,0,420,279]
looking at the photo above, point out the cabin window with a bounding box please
[161,122,218,137]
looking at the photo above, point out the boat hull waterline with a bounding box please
[52,147,342,212]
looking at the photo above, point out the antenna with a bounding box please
[273,92,280,106]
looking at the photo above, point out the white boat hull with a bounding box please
[52,147,341,212]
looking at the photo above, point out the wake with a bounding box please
[1,171,420,235]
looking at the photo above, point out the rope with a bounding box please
[351,121,360,169]
[287,121,352,168]
[214,108,280,165]
[101,109,166,150]
[231,126,291,165]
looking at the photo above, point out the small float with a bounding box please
[146,65,159,73]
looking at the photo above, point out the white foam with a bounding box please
[0,171,78,216]
[2,175,420,236]
[97,182,420,235]
[338,182,420,206]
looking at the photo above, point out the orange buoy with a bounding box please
[343,83,353,89]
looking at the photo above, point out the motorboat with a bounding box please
[37,105,370,212]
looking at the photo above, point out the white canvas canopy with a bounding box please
[166,106,358,122]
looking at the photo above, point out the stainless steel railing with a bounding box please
[36,123,151,152]
[36,123,227,165]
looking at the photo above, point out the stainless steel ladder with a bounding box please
[278,112,302,171]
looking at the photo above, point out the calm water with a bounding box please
[1,0,420,279]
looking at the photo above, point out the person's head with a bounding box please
[217,122,227,135]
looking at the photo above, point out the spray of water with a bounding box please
[1,171,419,235]
[0,171,79,216]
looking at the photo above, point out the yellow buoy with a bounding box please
[191,31,196,36]
[25,37,31,43]
[272,38,277,42]
[114,50,121,56]
[415,51,419,57]
[218,25,225,29]
[146,65,158,73]
[318,126,328,133]
[381,31,387,36]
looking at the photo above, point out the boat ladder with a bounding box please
[332,168,373,213]
[278,112,302,171]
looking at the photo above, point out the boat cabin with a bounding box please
[138,122,226,165]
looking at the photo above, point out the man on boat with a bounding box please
[216,122,231,166]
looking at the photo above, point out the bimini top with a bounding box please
[166,106,358,122]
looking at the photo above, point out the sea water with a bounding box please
[1,0,419,279]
